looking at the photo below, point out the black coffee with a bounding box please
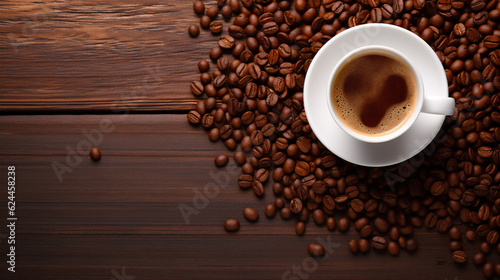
[332,53,417,136]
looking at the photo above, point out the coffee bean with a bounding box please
[290,198,303,214]
[349,239,359,253]
[252,181,264,196]
[387,241,400,256]
[337,217,350,232]
[473,252,485,265]
[243,207,259,222]
[307,243,325,257]
[209,21,224,34]
[188,24,200,38]
[295,221,306,236]
[280,207,292,220]
[452,250,467,264]
[90,147,101,161]
[393,0,403,13]
[193,0,205,15]
[483,263,494,278]
[356,238,369,253]
[406,238,418,252]
[187,110,202,124]
[487,230,499,245]
[224,218,240,232]
[371,236,387,250]
[262,204,275,219]
[374,217,390,233]
[350,198,364,213]
[215,154,229,167]
[370,8,383,23]
[312,209,326,225]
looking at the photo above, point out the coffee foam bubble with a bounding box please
[331,53,417,136]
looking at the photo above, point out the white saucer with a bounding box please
[304,24,448,167]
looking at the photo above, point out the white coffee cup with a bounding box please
[326,45,455,144]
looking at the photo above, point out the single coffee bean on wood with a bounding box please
[90,147,101,161]
[224,218,240,232]
[307,243,325,257]
[243,207,259,222]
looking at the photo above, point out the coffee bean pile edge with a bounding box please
[186,0,500,278]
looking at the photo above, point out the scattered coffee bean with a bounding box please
[265,204,276,218]
[214,154,229,167]
[192,0,205,15]
[388,241,400,256]
[473,252,485,265]
[452,250,467,264]
[307,243,325,257]
[371,236,387,250]
[243,207,259,222]
[90,147,101,161]
[280,207,292,220]
[188,24,200,38]
[483,262,494,278]
[337,217,350,232]
[295,221,306,236]
[224,218,240,232]
[349,239,359,253]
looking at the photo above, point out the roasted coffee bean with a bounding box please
[252,181,265,196]
[312,209,326,225]
[487,230,499,245]
[452,250,467,264]
[374,217,390,233]
[188,24,200,38]
[351,198,364,213]
[295,221,306,236]
[224,218,240,232]
[209,21,224,34]
[280,207,292,220]
[193,1,205,15]
[372,236,387,250]
[406,239,418,252]
[387,241,400,256]
[206,5,219,19]
[219,35,235,49]
[187,110,201,124]
[290,198,303,214]
[327,217,336,231]
[307,243,325,257]
[349,239,359,253]
[200,15,211,29]
[215,154,229,167]
[238,174,253,188]
[359,239,370,253]
[243,207,259,222]
[90,147,101,161]
[473,252,485,265]
[265,204,276,218]
[360,225,373,238]
[338,217,350,232]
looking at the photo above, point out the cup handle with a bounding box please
[421,96,456,115]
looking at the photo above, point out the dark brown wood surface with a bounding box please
[0,1,498,279]
[0,0,214,113]
[0,115,490,279]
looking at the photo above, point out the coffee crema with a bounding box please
[331,53,417,136]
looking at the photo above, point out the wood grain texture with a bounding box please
[0,114,495,279]
[0,0,223,113]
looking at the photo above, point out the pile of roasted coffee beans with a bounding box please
[187,0,500,277]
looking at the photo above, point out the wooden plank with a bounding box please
[0,0,224,113]
[0,114,492,279]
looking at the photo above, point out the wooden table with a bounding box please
[0,1,496,279]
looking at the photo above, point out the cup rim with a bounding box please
[326,45,424,144]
